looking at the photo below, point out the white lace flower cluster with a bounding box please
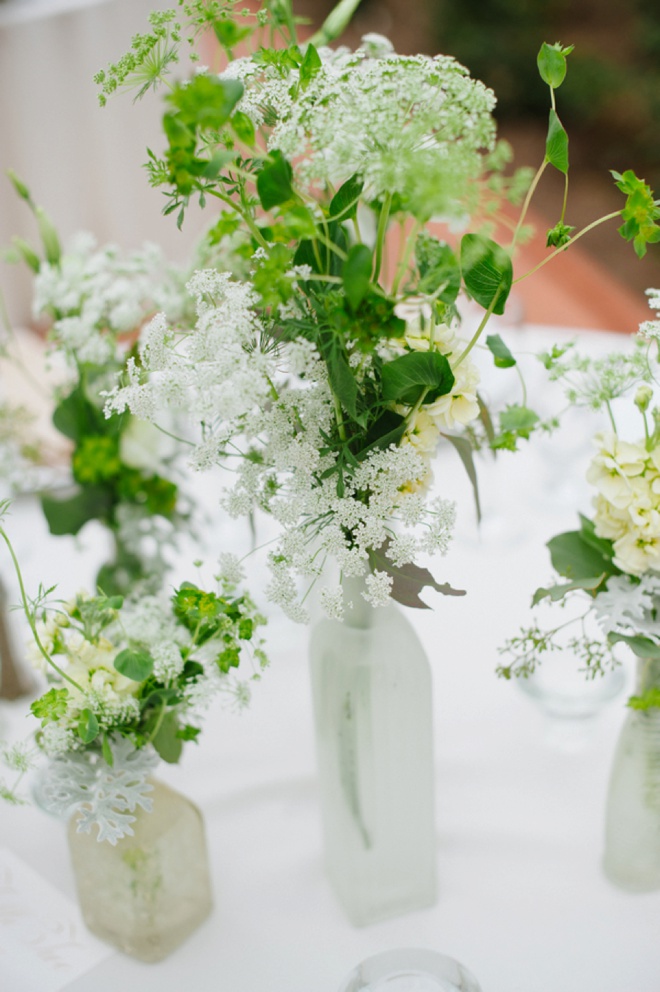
[32,233,185,367]
[588,431,660,575]
[224,36,496,218]
[107,271,460,620]
[638,287,660,344]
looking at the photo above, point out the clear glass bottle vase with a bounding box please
[603,658,660,891]
[68,779,213,961]
[309,576,438,926]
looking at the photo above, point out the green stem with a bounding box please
[0,522,84,692]
[454,287,503,369]
[513,210,622,284]
[373,193,392,284]
[206,188,269,249]
[146,700,168,744]
[332,392,347,441]
[391,219,421,297]
[511,160,548,251]
[560,171,569,225]
[307,0,363,47]
[605,400,618,434]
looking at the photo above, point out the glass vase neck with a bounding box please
[341,574,374,630]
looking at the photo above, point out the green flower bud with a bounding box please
[635,384,653,413]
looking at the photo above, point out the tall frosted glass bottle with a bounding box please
[309,576,438,925]
[68,779,213,960]
[603,658,660,891]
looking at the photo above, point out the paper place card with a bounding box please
[0,847,113,992]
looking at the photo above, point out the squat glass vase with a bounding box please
[603,658,660,891]
[68,779,213,961]
[309,576,438,926]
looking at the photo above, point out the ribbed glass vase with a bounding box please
[603,658,660,891]
[309,576,438,926]
[68,779,213,961]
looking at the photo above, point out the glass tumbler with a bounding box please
[337,948,483,992]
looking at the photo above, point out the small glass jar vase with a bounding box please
[337,948,483,992]
[68,779,213,961]
[309,576,438,926]
[603,658,660,891]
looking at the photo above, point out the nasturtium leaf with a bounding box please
[329,174,363,222]
[343,244,373,310]
[77,708,99,745]
[300,43,322,89]
[381,351,455,406]
[257,150,295,211]
[152,711,183,764]
[545,109,569,175]
[460,234,512,315]
[537,42,573,89]
[486,334,516,369]
[41,487,112,537]
[608,632,660,661]
[368,541,466,609]
[113,648,154,682]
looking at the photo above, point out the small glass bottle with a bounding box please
[68,779,213,961]
[309,576,438,926]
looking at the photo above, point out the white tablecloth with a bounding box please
[1,325,658,991]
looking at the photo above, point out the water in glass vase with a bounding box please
[310,577,438,926]
[68,779,213,961]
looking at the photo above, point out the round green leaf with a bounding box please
[113,648,154,682]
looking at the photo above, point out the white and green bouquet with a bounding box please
[499,288,660,711]
[89,0,660,622]
[0,505,267,842]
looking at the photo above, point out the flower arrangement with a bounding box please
[5,175,195,594]
[498,288,660,708]
[91,0,659,623]
[0,503,267,842]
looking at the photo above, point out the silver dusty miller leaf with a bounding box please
[36,737,158,844]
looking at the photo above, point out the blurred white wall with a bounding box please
[0,0,206,326]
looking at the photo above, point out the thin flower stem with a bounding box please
[391,219,421,297]
[207,188,269,249]
[513,210,622,284]
[605,400,618,433]
[511,160,548,251]
[454,288,503,368]
[373,192,392,284]
[0,522,84,692]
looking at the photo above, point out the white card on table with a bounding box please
[0,846,113,992]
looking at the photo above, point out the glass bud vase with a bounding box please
[68,780,213,961]
[603,658,660,891]
[309,575,438,926]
